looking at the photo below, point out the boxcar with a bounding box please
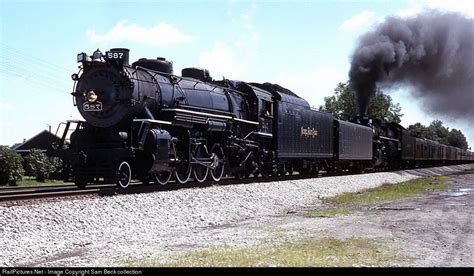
[440,144,447,162]
[427,140,442,162]
[401,129,416,161]
[415,138,429,160]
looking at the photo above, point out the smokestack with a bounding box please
[349,11,474,119]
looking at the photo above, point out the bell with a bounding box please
[92,48,105,63]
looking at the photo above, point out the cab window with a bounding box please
[262,100,273,117]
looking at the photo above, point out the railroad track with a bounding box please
[4,166,450,202]
[0,183,117,202]
[0,172,319,202]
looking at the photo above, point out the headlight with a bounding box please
[86,91,98,103]
[77,52,87,63]
[77,52,91,63]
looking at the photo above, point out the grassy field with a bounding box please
[324,176,448,206]
[116,176,448,267]
[0,176,71,188]
[121,237,401,267]
[147,176,447,267]
[303,176,448,219]
[305,209,352,218]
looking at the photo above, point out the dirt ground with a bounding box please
[108,167,474,267]
[6,167,472,267]
[248,168,474,266]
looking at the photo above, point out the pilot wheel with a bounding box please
[116,161,131,189]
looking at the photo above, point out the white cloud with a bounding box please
[14,75,27,82]
[340,11,376,31]
[274,68,344,108]
[198,5,259,79]
[199,42,242,78]
[0,101,11,111]
[398,0,474,18]
[397,2,424,18]
[86,21,193,45]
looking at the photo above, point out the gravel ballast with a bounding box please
[1,164,472,266]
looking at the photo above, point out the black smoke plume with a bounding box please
[349,11,474,118]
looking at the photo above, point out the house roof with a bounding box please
[13,130,62,152]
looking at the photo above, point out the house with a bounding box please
[13,130,62,155]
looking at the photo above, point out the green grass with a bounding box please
[305,209,352,218]
[304,176,448,218]
[118,176,447,267]
[325,176,448,206]
[120,237,400,267]
[0,176,70,188]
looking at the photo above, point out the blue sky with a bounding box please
[1,0,473,147]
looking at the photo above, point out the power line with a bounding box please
[0,48,73,86]
[0,43,71,72]
[0,60,72,87]
[0,43,75,95]
[0,52,73,84]
[0,68,68,94]
[0,63,72,92]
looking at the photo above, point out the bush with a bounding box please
[0,146,24,185]
[23,149,57,182]
[48,156,65,179]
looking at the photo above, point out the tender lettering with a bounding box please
[300,127,319,137]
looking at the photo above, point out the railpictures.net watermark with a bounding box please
[1,269,143,276]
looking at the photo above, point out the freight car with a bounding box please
[365,120,472,169]
[53,48,473,188]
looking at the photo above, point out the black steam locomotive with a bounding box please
[55,48,473,188]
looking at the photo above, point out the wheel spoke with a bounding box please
[210,144,225,182]
[193,166,208,183]
[154,171,172,185]
[193,143,209,183]
[174,164,191,184]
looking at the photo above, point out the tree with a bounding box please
[319,81,403,123]
[0,146,24,185]
[10,143,22,149]
[368,91,403,123]
[407,123,427,138]
[23,149,57,182]
[447,129,468,150]
[427,120,450,144]
[407,121,469,150]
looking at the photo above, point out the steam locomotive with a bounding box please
[55,48,473,188]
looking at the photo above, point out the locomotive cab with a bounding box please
[256,92,274,136]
